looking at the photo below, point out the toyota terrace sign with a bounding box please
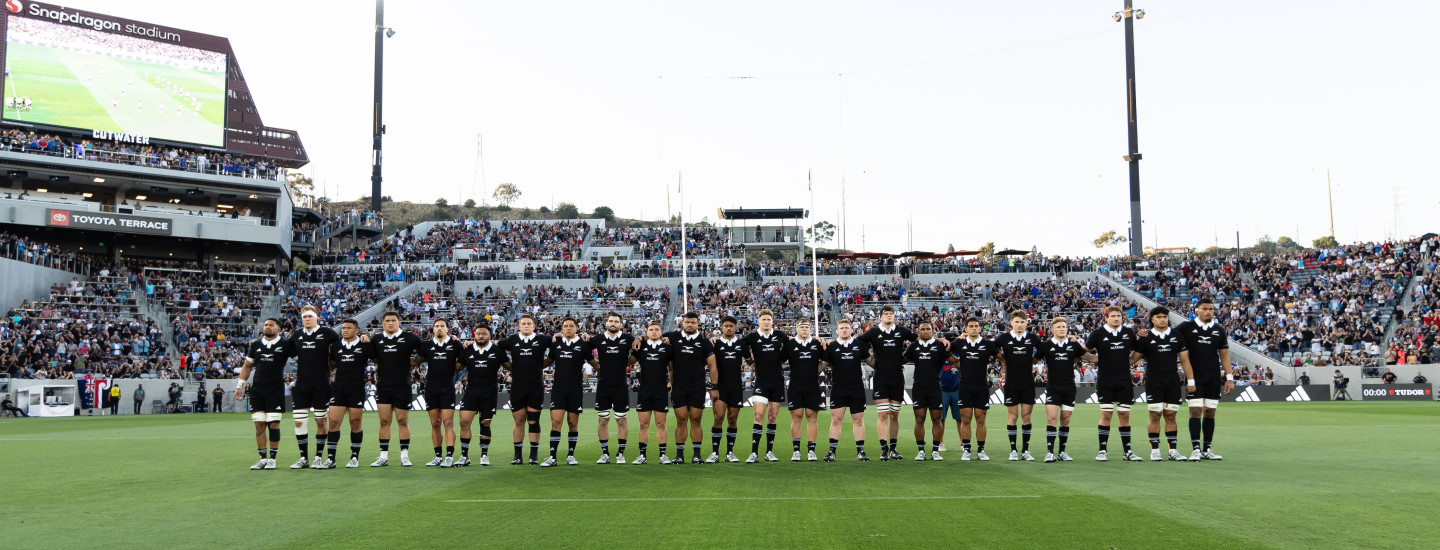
[47,209,173,235]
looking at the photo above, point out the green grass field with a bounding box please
[1,402,1435,549]
[3,41,225,145]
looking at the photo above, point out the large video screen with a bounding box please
[2,16,227,146]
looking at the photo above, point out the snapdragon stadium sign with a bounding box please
[47,208,173,235]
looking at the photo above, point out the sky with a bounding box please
[43,0,1440,256]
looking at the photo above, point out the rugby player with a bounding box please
[371,312,422,467]
[1037,317,1084,462]
[234,318,296,470]
[740,310,789,463]
[593,313,634,464]
[785,320,825,462]
[288,306,339,469]
[498,314,551,465]
[1174,298,1234,460]
[322,319,371,468]
[994,311,1042,462]
[629,322,673,464]
[905,321,949,461]
[856,306,916,461]
[708,316,747,463]
[947,317,999,461]
[821,319,874,462]
[415,319,465,467]
[456,325,509,466]
[1082,306,1144,462]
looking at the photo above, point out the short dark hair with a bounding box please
[881,305,895,314]
[382,311,399,321]
[683,312,699,320]
[1009,310,1026,321]
[606,312,623,322]
[1149,306,1170,319]
[720,316,737,326]
[432,318,449,327]
[561,317,577,327]
[341,319,358,327]
[473,325,491,333]
[964,317,980,327]
[1197,297,1215,306]
[264,317,280,326]
[647,321,662,330]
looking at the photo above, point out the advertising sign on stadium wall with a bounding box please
[47,208,173,235]
[1079,384,1334,403]
[1224,384,1333,402]
[1359,384,1433,401]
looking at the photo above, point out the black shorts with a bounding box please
[291,382,330,411]
[249,386,285,414]
[753,384,785,404]
[1188,379,1223,401]
[1003,386,1036,407]
[1146,380,1184,405]
[956,385,990,411]
[594,385,631,413]
[509,387,544,411]
[911,386,942,410]
[1045,384,1077,408]
[872,381,905,401]
[671,388,706,410]
[425,388,455,411]
[1097,380,1134,404]
[635,390,669,413]
[828,385,867,412]
[787,386,825,411]
[550,388,584,414]
[716,386,745,408]
[328,382,367,410]
[458,389,496,418]
[374,385,412,409]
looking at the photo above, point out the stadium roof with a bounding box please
[717,208,808,220]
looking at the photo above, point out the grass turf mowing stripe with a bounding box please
[445,495,1042,502]
[3,402,1435,549]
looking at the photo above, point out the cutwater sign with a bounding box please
[47,209,173,235]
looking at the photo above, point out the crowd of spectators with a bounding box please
[1,277,169,380]
[0,231,97,275]
[589,225,739,259]
[1,128,283,181]
[1116,238,1433,368]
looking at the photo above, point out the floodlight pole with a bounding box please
[1119,0,1144,257]
[370,0,386,213]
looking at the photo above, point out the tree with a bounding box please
[539,206,550,214]
[766,249,784,261]
[947,244,955,254]
[1277,236,1302,250]
[1092,230,1127,249]
[592,206,615,221]
[1313,235,1339,248]
[805,220,836,246]
[555,202,579,219]
[435,197,448,206]
[493,183,522,207]
[978,242,995,261]
[287,173,316,204]
[1202,246,1221,255]
[1256,235,1279,255]
[463,199,476,208]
